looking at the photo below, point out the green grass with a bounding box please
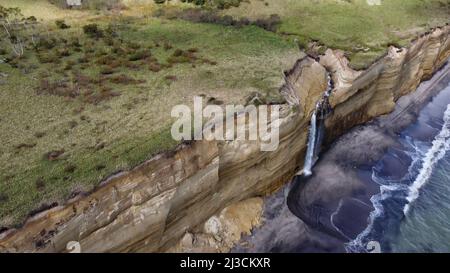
[0,6,297,226]
[223,0,450,69]
[0,0,448,227]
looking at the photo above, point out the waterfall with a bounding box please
[303,111,317,176]
[301,75,333,176]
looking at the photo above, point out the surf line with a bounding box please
[403,104,450,214]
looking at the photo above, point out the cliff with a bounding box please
[0,26,449,253]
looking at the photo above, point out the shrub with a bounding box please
[104,23,119,38]
[35,178,45,191]
[64,164,76,173]
[83,89,120,105]
[172,8,281,32]
[100,66,115,75]
[253,14,281,32]
[37,52,59,64]
[35,37,57,51]
[177,0,243,9]
[128,50,151,61]
[126,42,140,50]
[207,96,224,105]
[245,92,267,106]
[149,62,162,72]
[36,78,80,98]
[14,143,36,149]
[64,60,76,70]
[83,24,103,39]
[34,132,46,138]
[70,38,82,48]
[0,193,8,203]
[167,49,197,64]
[77,55,90,64]
[164,75,177,81]
[55,20,70,29]
[109,74,145,85]
[57,48,71,57]
[163,42,173,51]
[44,149,65,161]
[212,0,243,10]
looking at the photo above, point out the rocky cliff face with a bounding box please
[322,26,450,143]
[1,26,449,253]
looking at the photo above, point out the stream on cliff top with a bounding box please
[233,61,450,253]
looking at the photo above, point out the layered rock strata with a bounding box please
[0,26,449,253]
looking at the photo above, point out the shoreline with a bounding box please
[233,60,450,253]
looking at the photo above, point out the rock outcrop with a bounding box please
[168,197,263,253]
[0,26,449,253]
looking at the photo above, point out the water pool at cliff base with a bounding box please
[233,65,450,253]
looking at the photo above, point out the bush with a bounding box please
[177,0,243,9]
[83,24,104,39]
[253,14,281,32]
[109,74,145,85]
[128,50,151,61]
[70,38,82,48]
[100,66,115,75]
[167,49,197,64]
[55,20,70,29]
[34,37,57,51]
[37,52,59,64]
[149,62,162,72]
[171,8,281,32]
[211,0,243,10]
[57,48,71,57]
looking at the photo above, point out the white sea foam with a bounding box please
[330,199,352,241]
[404,104,450,215]
[345,190,386,252]
[346,140,438,252]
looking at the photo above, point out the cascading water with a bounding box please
[301,75,333,176]
[303,111,317,176]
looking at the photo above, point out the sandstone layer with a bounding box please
[0,26,449,253]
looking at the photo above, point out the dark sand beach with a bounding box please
[233,61,450,253]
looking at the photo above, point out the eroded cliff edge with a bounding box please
[1,26,449,253]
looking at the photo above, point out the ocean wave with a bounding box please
[346,105,450,252]
[345,180,410,252]
[403,104,450,215]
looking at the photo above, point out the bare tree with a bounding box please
[0,6,39,57]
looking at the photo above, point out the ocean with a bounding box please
[233,64,450,253]
[347,79,450,253]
